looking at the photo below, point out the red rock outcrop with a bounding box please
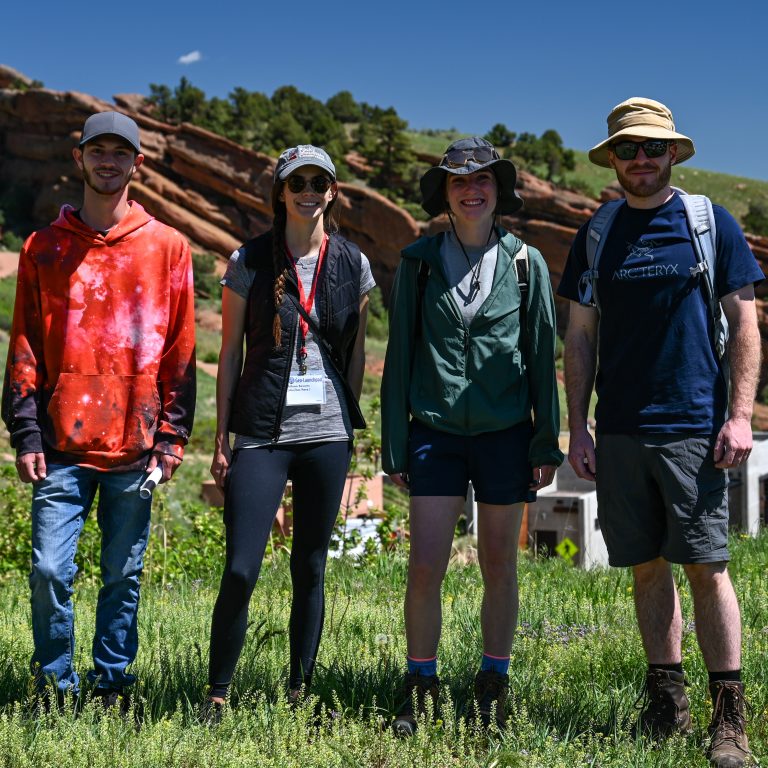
[0,75,420,297]
[1,66,767,385]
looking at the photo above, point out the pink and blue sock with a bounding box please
[481,653,510,675]
[407,656,437,677]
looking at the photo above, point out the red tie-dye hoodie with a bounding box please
[2,201,196,471]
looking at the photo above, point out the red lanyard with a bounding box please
[285,233,328,373]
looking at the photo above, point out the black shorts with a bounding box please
[595,434,729,567]
[407,419,536,505]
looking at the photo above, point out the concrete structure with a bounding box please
[727,431,768,536]
[526,463,608,569]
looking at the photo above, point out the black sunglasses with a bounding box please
[442,146,499,169]
[611,139,670,161]
[285,174,333,194]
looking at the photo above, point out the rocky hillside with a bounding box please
[1,64,767,375]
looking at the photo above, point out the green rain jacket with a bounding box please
[380,229,563,475]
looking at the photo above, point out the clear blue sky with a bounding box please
[5,0,766,180]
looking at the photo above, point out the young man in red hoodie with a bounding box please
[2,111,196,711]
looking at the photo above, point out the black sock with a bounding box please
[708,669,741,685]
[649,662,683,674]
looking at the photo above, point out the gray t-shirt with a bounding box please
[221,244,375,447]
[440,231,499,326]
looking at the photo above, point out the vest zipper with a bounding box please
[272,307,298,442]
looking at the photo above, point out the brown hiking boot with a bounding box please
[632,669,692,739]
[392,672,439,737]
[707,681,751,768]
[473,670,509,729]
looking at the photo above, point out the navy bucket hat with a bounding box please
[420,137,523,218]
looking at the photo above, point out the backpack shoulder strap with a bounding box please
[414,258,430,341]
[514,243,530,352]
[513,242,529,298]
[578,200,623,309]
[679,193,727,360]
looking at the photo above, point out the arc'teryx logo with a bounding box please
[613,239,678,281]
[626,239,662,262]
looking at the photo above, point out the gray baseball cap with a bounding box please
[79,111,141,153]
[274,144,336,182]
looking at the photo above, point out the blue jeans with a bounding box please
[30,464,152,693]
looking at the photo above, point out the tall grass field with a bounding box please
[0,531,765,767]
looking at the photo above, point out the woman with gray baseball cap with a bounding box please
[204,145,375,717]
[381,137,563,734]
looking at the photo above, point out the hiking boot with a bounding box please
[632,669,691,739]
[391,673,439,737]
[707,681,751,768]
[92,687,131,717]
[198,698,224,726]
[473,670,509,729]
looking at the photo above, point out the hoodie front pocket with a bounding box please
[45,373,160,456]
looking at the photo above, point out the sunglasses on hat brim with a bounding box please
[442,146,500,169]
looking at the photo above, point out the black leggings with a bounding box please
[208,440,352,695]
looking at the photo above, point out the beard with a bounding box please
[614,156,673,199]
[82,166,134,197]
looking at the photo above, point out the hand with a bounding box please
[388,473,409,489]
[16,452,47,483]
[530,465,556,491]
[210,442,232,491]
[714,417,752,469]
[568,428,596,481]
[146,451,182,484]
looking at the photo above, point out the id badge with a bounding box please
[285,372,326,406]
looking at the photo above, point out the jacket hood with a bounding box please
[52,201,154,245]
[402,228,523,267]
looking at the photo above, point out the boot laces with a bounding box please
[710,683,748,750]
[633,670,681,722]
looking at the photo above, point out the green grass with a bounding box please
[407,129,470,157]
[0,534,765,766]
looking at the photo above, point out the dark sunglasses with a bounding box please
[285,174,333,194]
[442,146,499,169]
[611,139,670,161]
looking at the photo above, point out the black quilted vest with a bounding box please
[228,230,363,441]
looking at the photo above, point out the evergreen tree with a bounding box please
[356,109,414,198]
[484,123,517,152]
[326,91,362,123]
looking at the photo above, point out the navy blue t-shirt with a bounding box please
[558,194,763,435]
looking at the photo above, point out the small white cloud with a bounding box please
[178,50,202,65]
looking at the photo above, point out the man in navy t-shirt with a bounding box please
[558,97,762,768]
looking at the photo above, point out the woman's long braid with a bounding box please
[271,206,288,348]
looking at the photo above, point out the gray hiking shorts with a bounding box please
[595,434,729,567]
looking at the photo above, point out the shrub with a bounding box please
[365,286,388,341]
[743,201,768,236]
[1,231,24,252]
[192,251,222,300]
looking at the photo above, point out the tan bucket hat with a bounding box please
[589,97,695,168]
